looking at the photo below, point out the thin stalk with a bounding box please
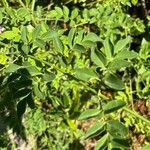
[18,0,25,7]
[129,79,134,109]
[30,0,36,25]
[31,0,36,12]
[1,0,8,8]
[123,107,150,126]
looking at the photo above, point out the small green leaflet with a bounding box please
[41,31,54,41]
[34,39,45,49]
[5,63,22,73]
[17,8,29,18]
[108,59,130,70]
[111,138,129,149]
[104,73,125,90]
[84,122,105,139]
[71,8,78,19]
[55,7,63,19]
[23,61,42,76]
[78,109,101,120]
[94,134,108,150]
[53,32,64,54]
[115,50,138,60]
[68,28,76,48]
[103,38,113,60]
[103,100,126,114]
[63,6,69,22]
[32,24,41,40]
[114,37,132,53]
[73,43,86,53]
[83,33,100,42]
[0,53,7,65]
[75,67,98,81]
[131,0,138,6]
[33,82,45,99]
[91,49,106,69]
[21,26,28,42]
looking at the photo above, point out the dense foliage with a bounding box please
[0,0,150,149]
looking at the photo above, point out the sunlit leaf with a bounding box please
[94,134,108,150]
[103,100,126,114]
[5,64,22,73]
[68,28,76,48]
[84,122,105,139]
[79,109,101,120]
[114,37,131,53]
[75,67,98,81]
[91,49,106,69]
[104,73,125,90]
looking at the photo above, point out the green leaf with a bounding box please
[63,6,69,22]
[0,10,3,24]
[83,33,100,42]
[82,40,96,47]
[0,53,7,65]
[32,25,41,40]
[55,7,63,19]
[75,68,98,81]
[41,31,54,41]
[108,59,130,70]
[103,38,113,60]
[71,8,78,19]
[94,134,108,150]
[79,109,101,120]
[33,83,45,99]
[84,122,105,139]
[5,64,21,73]
[0,28,20,41]
[103,100,126,114]
[115,50,138,60]
[17,8,29,18]
[73,43,86,53]
[23,62,41,76]
[42,72,56,82]
[34,38,46,49]
[47,10,57,18]
[22,44,29,54]
[21,26,28,42]
[114,37,131,53]
[131,0,138,5]
[111,138,129,149]
[68,28,76,48]
[91,49,106,69]
[53,33,64,54]
[107,120,128,138]
[76,30,84,43]
[141,145,150,150]
[104,73,125,90]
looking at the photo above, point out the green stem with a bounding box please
[129,79,134,109]
[31,0,36,12]
[123,107,150,126]
[18,0,25,7]
[1,0,8,8]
